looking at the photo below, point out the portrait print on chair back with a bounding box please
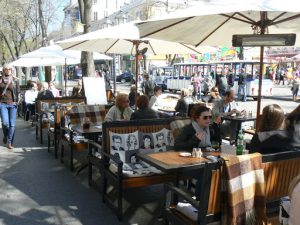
[152,130,167,152]
[109,131,139,163]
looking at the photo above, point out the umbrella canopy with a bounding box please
[137,0,300,46]
[137,0,300,120]
[57,22,202,55]
[57,22,205,105]
[10,45,112,67]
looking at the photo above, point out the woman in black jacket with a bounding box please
[248,104,300,154]
[130,95,159,120]
[174,105,220,151]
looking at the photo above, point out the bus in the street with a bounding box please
[167,62,210,93]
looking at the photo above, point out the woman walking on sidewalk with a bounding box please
[0,64,20,149]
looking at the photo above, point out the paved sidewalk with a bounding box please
[0,119,125,225]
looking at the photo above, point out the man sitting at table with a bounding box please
[149,86,162,111]
[174,105,220,151]
[104,94,133,121]
[212,90,242,145]
[24,81,38,119]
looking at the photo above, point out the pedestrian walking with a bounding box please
[279,67,285,85]
[0,64,20,149]
[191,73,202,100]
[275,67,281,84]
[227,69,235,88]
[291,76,300,101]
[142,73,156,99]
[237,68,247,102]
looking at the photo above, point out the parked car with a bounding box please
[116,71,132,83]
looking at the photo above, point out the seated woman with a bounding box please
[248,104,299,154]
[174,105,220,151]
[286,105,300,147]
[286,104,300,131]
[175,88,194,117]
[208,86,221,103]
[130,95,159,120]
[128,85,139,109]
[37,82,54,99]
[72,80,83,97]
[48,81,60,97]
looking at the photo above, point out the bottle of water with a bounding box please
[236,130,244,155]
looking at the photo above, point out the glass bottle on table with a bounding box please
[83,117,90,129]
[236,129,244,155]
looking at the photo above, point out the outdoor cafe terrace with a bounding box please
[0,98,297,225]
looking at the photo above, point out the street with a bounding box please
[114,81,299,114]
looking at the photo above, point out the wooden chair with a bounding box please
[35,97,86,144]
[88,118,178,220]
[46,97,86,158]
[204,150,300,223]
[164,161,220,225]
[60,104,105,171]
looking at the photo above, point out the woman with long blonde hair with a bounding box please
[0,64,20,149]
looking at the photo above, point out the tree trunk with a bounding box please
[26,67,31,82]
[78,0,94,77]
[38,0,48,46]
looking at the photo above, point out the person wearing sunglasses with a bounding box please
[104,93,133,122]
[174,105,220,151]
[0,64,20,149]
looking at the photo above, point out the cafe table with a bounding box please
[158,108,177,116]
[71,124,102,141]
[221,114,256,143]
[138,151,209,173]
[71,124,102,174]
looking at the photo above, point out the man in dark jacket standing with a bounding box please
[237,68,247,102]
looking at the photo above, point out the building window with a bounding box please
[94,12,98,21]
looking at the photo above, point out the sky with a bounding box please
[49,0,70,32]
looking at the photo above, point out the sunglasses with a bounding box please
[201,115,212,120]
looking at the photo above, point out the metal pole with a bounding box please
[256,46,264,122]
[256,12,266,130]
[113,54,116,96]
[64,58,67,96]
[135,42,140,111]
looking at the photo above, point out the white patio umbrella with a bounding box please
[11,45,112,67]
[57,22,203,100]
[10,45,112,95]
[57,22,201,55]
[137,0,300,119]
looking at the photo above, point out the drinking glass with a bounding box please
[211,140,220,151]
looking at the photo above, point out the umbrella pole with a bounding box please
[64,58,67,96]
[256,12,267,132]
[135,42,140,111]
[256,45,264,131]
